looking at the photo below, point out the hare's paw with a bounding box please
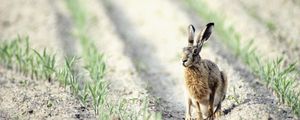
[196,113,204,120]
[185,114,192,120]
[214,111,222,119]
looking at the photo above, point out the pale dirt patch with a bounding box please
[202,0,284,60]
[238,0,300,62]
[0,67,95,120]
[235,0,300,91]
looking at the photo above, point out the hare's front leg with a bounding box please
[185,97,192,120]
[208,91,216,120]
[196,101,204,120]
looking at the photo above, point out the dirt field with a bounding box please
[0,0,298,119]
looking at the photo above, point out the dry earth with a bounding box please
[0,68,95,120]
[238,0,300,62]
[0,0,298,120]
[202,0,300,72]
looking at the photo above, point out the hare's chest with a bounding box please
[185,82,211,102]
[184,68,210,101]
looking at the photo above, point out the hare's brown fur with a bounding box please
[182,23,227,120]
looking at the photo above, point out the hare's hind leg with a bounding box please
[220,71,228,96]
[212,71,227,119]
[213,102,222,119]
[185,97,192,120]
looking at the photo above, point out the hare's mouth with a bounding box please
[182,62,187,67]
[182,60,188,67]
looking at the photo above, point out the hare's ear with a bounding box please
[196,22,214,45]
[202,22,214,41]
[194,23,214,55]
[187,24,195,47]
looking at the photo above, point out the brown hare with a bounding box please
[182,23,228,120]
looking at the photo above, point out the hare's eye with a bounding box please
[193,49,197,54]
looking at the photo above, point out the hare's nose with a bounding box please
[182,60,188,67]
[182,62,187,67]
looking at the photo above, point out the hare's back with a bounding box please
[202,59,221,73]
[202,59,222,86]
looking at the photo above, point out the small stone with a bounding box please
[75,114,80,119]
[28,109,33,114]
[268,117,273,120]
[282,110,287,114]
[80,106,86,111]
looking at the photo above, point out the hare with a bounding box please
[182,23,227,120]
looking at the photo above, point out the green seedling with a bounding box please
[33,49,56,82]
[19,80,29,87]
[65,0,109,117]
[0,37,89,115]
[227,87,242,104]
[47,100,53,108]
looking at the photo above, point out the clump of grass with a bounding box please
[0,37,92,109]
[87,79,107,115]
[65,0,108,116]
[260,58,300,115]
[33,49,56,82]
[185,0,300,117]
[227,87,242,104]
[0,37,78,90]
[0,37,56,81]
[56,57,82,95]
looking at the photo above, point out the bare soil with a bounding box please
[0,67,95,120]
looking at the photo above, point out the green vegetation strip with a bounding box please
[185,0,300,117]
[0,37,56,81]
[65,0,161,119]
[0,36,160,119]
[65,0,107,117]
[0,37,82,110]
